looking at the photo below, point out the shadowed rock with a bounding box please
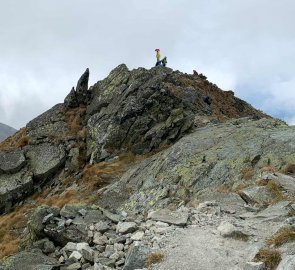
[64,68,90,108]
[76,68,89,93]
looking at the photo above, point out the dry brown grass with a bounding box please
[234,182,247,191]
[0,204,32,258]
[77,127,87,141]
[64,105,86,136]
[260,166,277,173]
[266,228,295,247]
[79,152,139,193]
[267,180,286,202]
[254,248,281,270]
[214,185,230,193]
[241,167,254,180]
[145,252,164,267]
[256,178,268,186]
[283,163,295,175]
[34,189,80,208]
[0,128,30,151]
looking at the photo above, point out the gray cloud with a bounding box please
[0,0,294,128]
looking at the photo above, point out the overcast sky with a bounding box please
[0,0,294,129]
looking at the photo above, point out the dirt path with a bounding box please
[151,225,257,270]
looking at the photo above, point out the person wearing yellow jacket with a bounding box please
[155,49,161,66]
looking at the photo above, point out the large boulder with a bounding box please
[26,143,66,181]
[0,150,26,174]
[0,170,33,213]
[25,104,68,140]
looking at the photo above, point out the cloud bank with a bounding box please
[0,0,294,128]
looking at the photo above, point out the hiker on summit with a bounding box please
[155,49,168,67]
[155,49,161,66]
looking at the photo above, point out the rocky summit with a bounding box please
[0,65,294,270]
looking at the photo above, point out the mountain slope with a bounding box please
[0,123,16,142]
[0,65,294,270]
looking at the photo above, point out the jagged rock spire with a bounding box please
[76,68,89,93]
[64,68,90,108]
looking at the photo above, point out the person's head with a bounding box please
[155,48,160,52]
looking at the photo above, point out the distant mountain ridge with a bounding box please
[0,122,16,141]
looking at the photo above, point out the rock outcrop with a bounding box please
[85,65,267,162]
[101,117,293,211]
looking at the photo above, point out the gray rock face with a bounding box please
[26,104,68,139]
[239,186,273,205]
[0,170,33,213]
[101,118,294,211]
[26,143,66,181]
[148,209,188,226]
[0,150,26,174]
[277,255,295,270]
[123,244,150,270]
[86,65,266,162]
[244,261,264,270]
[0,251,58,270]
[76,68,89,93]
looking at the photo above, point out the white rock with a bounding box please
[88,230,94,238]
[63,242,77,252]
[69,250,82,260]
[114,243,124,252]
[58,255,65,263]
[217,221,237,237]
[131,231,145,241]
[155,221,169,227]
[93,233,108,245]
[244,261,264,270]
[76,242,90,251]
[116,222,138,234]
[109,252,120,260]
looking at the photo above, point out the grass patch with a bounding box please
[283,163,295,175]
[0,204,33,258]
[254,248,281,270]
[267,180,286,202]
[232,232,249,242]
[214,185,230,193]
[266,227,295,247]
[79,152,142,193]
[64,105,86,136]
[0,128,30,151]
[145,252,164,267]
[241,167,254,180]
[33,189,80,208]
[260,166,277,173]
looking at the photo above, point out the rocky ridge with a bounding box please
[0,65,294,270]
